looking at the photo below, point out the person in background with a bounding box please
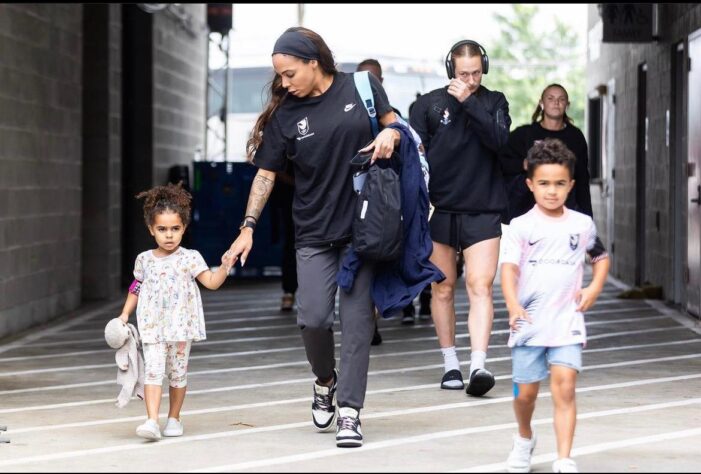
[269,162,298,311]
[410,39,511,396]
[499,83,592,223]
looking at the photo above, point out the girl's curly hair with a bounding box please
[135,182,192,227]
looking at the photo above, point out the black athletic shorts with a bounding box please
[429,210,502,251]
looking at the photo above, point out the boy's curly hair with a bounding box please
[526,138,576,179]
[135,182,192,227]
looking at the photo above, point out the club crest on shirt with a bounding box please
[440,108,451,125]
[296,117,315,141]
[297,117,310,136]
[569,234,580,250]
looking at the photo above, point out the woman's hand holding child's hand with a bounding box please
[221,250,235,273]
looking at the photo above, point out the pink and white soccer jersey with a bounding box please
[501,206,608,348]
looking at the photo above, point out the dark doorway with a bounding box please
[635,63,647,287]
[671,42,686,306]
[587,96,602,181]
[121,5,154,287]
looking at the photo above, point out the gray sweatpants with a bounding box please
[296,245,375,410]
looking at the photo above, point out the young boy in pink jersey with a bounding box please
[500,138,610,473]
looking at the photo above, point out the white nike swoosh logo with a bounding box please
[344,103,356,112]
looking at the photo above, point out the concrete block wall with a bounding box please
[587,4,701,300]
[152,5,207,188]
[0,4,83,338]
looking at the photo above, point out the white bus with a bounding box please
[207,58,447,162]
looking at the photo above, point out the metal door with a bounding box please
[688,30,701,317]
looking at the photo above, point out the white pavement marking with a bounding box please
[4,308,672,352]
[2,384,699,468]
[0,315,679,377]
[57,292,629,336]
[455,427,701,472]
[0,334,696,397]
[0,315,682,377]
[0,307,674,363]
[2,346,700,413]
[185,398,701,473]
[9,372,701,434]
[0,307,677,363]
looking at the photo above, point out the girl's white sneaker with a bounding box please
[136,419,161,440]
[162,417,184,437]
[552,458,578,473]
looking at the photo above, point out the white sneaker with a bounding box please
[506,432,536,473]
[136,419,161,441]
[312,370,338,432]
[162,417,184,437]
[336,407,363,448]
[552,458,578,473]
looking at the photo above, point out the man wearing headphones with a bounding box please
[410,40,511,396]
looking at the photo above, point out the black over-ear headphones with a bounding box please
[445,40,489,79]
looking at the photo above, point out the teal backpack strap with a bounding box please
[353,71,379,137]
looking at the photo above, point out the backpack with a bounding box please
[352,71,403,261]
[353,70,430,189]
[352,162,403,261]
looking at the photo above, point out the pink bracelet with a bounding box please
[128,279,142,296]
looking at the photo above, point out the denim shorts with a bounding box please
[511,344,583,384]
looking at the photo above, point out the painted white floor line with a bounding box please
[2,346,700,414]
[4,307,672,352]
[0,318,683,382]
[58,294,631,337]
[1,335,696,398]
[0,314,675,376]
[0,308,674,364]
[454,427,701,472]
[9,372,701,435]
[0,309,681,364]
[2,388,699,468]
[185,398,701,473]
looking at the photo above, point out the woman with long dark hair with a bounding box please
[227,27,401,448]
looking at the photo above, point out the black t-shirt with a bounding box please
[410,85,511,213]
[499,122,593,223]
[253,71,392,248]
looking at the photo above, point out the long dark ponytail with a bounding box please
[246,27,337,162]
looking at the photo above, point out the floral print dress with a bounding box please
[133,247,209,343]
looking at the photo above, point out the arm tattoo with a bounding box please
[245,174,275,221]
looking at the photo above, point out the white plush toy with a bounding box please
[104,318,145,407]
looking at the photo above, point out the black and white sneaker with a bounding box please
[312,370,338,432]
[465,368,496,397]
[336,407,363,447]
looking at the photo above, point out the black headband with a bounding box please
[272,30,320,61]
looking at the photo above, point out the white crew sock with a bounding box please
[470,350,487,375]
[441,346,460,373]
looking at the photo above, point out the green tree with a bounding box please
[482,4,585,129]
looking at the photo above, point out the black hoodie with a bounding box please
[410,85,511,213]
